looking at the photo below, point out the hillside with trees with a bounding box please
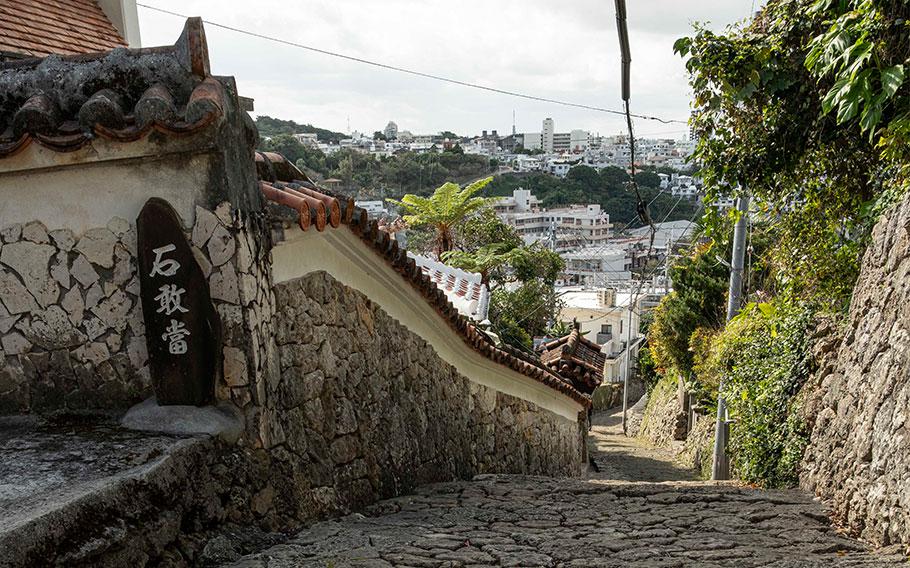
[257,133,495,198]
[255,115,347,143]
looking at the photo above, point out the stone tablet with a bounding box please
[137,198,221,405]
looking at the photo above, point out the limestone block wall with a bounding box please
[255,271,585,521]
[801,197,910,548]
[0,203,273,416]
[637,375,687,447]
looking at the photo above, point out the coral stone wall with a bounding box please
[801,197,910,548]
[0,218,146,412]
[0,203,273,417]
[637,375,687,447]
[255,271,585,520]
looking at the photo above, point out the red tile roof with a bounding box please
[0,0,127,58]
[257,153,591,408]
[0,19,221,159]
[537,328,607,394]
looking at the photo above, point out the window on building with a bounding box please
[601,324,612,334]
[620,320,623,334]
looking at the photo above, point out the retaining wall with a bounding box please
[257,271,586,520]
[801,196,910,548]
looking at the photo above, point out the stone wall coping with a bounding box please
[272,227,588,421]
[256,152,590,412]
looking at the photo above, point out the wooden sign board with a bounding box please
[137,198,221,406]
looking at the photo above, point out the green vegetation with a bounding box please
[641,0,909,487]
[696,301,815,487]
[395,181,563,351]
[645,242,729,382]
[388,178,492,258]
[484,165,702,230]
[257,134,494,198]
[255,115,346,143]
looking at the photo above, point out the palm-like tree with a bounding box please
[387,177,492,259]
[442,242,526,286]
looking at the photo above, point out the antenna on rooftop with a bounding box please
[346,115,351,134]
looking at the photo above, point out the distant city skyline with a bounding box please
[138,1,763,138]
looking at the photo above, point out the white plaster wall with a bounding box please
[0,137,223,234]
[271,227,585,422]
[0,157,209,234]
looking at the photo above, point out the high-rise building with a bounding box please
[553,132,571,153]
[542,118,555,153]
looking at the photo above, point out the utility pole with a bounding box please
[711,193,750,480]
[546,220,558,330]
[664,229,673,295]
[621,293,636,433]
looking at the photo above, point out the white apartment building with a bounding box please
[553,132,570,153]
[542,118,555,153]
[527,118,591,155]
[292,132,318,146]
[491,188,541,214]
[560,247,630,287]
[512,155,543,172]
[559,288,641,384]
[671,184,700,198]
[522,132,542,151]
[494,189,612,251]
[570,129,590,153]
[548,159,573,178]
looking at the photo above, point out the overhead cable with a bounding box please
[138,3,687,124]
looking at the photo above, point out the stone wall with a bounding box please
[801,196,910,548]
[0,217,146,413]
[638,375,687,447]
[0,203,273,418]
[678,414,714,479]
[249,271,586,522]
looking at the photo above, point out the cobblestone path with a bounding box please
[586,409,697,483]
[227,411,908,567]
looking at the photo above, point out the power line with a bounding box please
[138,3,687,125]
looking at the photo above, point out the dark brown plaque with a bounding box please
[137,198,221,406]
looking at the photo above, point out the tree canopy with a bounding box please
[676,0,908,307]
[640,0,910,487]
[388,178,493,258]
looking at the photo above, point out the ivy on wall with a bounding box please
[641,0,909,486]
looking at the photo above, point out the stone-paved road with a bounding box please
[227,411,909,567]
[586,408,698,484]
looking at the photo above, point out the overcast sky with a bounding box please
[138,1,762,140]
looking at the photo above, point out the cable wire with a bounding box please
[138,2,687,124]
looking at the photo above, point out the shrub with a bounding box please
[637,346,659,393]
[701,300,815,487]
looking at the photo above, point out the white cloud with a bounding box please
[138,0,762,139]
